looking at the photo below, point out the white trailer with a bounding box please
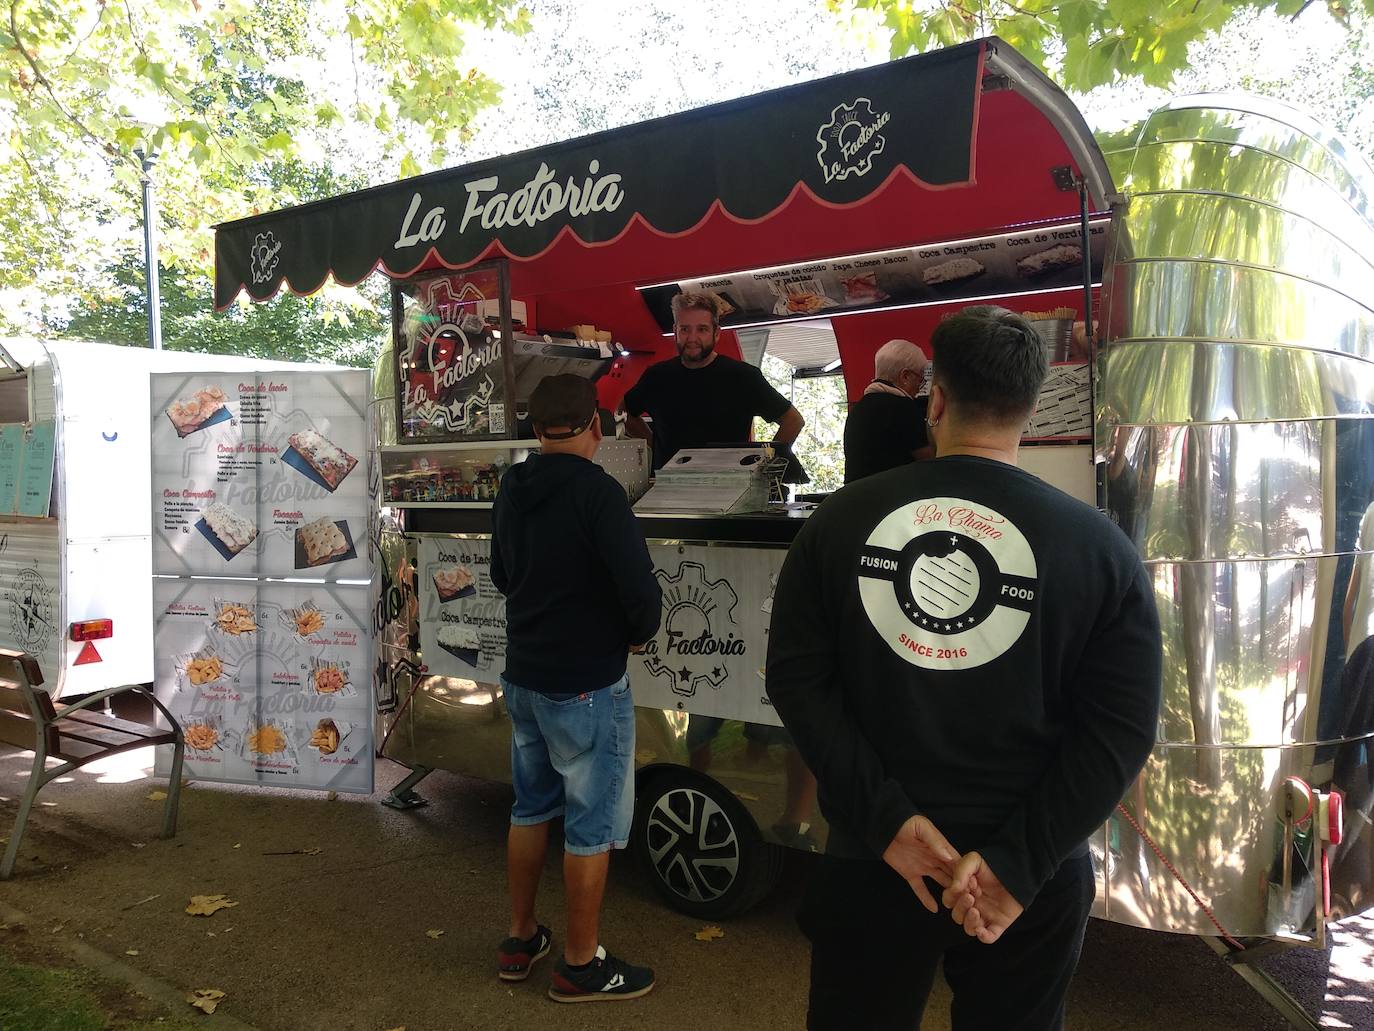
[0,338,330,699]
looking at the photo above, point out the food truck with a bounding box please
[0,338,329,700]
[213,35,1373,984]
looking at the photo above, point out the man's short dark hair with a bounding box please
[930,306,1047,424]
[529,374,597,439]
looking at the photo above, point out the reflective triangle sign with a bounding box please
[74,641,102,665]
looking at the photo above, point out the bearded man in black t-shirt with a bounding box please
[621,290,804,468]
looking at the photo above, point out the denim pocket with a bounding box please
[537,690,598,765]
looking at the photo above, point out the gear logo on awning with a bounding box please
[816,97,891,184]
[857,497,1037,671]
[250,231,282,285]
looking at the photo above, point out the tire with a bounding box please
[633,767,785,920]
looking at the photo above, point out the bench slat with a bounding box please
[53,735,159,762]
[58,707,168,740]
[0,683,31,714]
[0,649,43,687]
[56,721,147,751]
[0,710,59,754]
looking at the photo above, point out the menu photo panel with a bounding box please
[153,577,374,793]
[151,373,259,576]
[254,371,370,580]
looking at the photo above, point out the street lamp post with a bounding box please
[135,147,162,350]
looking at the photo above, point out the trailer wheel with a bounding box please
[633,768,784,920]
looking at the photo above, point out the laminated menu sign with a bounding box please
[0,425,22,515]
[642,218,1111,332]
[150,371,369,579]
[17,422,56,518]
[629,544,784,727]
[413,535,782,727]
[152,578,373,793]
[417,536,507,677]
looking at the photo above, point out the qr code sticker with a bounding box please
[489,404,506,434]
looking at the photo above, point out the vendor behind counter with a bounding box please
[620,290,804,469]
[842,338,932,484]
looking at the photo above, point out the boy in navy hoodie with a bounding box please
[491,374,662,1003]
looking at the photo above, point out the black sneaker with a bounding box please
[496,924,552,981]
[548,945,655,1003]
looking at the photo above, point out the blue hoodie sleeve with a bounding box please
[589,476,662,644]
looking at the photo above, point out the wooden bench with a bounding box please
[0,649,185,879]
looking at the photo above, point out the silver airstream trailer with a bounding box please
[212,40,1372,1008]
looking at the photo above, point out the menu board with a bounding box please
[151,372,369,579]
[414,536,782,727]
[0,425,23,514]
[152,579,373,793]
[394,265,513,443]
[11,422,56,518]
[640,218,1110,331]
[417,536,506,678]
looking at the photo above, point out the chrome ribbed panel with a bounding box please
[1099,94,1374,934]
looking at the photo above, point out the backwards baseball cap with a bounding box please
[529,374,598,440]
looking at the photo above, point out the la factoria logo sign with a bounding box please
[816,97,891,184]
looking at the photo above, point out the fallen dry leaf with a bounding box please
[146,790,167,802]
[232,843,241,849]
[125,949,139,956]
[425,929,444,939]
[187,988,226,1014]
[131,842,146,849]
[732,790,760,801]
[694,925,726,942]
[383,1026,406,1031]
[185,895,239,917]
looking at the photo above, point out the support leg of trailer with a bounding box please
[1202,936,1321,1031]
[381,765,433,810]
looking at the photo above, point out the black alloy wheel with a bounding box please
[633,768,783,919]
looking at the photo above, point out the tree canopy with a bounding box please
[2,0,528,333]
[834,0,1374,90]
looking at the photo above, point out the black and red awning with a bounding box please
[214,38,1112,312]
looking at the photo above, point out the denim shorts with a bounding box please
[502,674,635,856]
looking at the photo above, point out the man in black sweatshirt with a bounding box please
[766,306,1162,1031]
[490,374,662,1004]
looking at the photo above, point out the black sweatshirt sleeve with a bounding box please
[590,478,662,644]
[978,553,1163,906]
[490,510,508,596]
[765,518,919,857]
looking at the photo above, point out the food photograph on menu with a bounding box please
[309,718,343,755]
[285,428,358,492]
[212,601,257,637]
[432,565,476,602]
[165,385,231,437]
[436,624,482,667]
[183,718,223,755]
[294,515,356,569]
[198,501,258,560]
[311,659,348,696]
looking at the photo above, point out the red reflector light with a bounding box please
[70,619,113,642]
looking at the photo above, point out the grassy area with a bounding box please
[0,943,207,1031]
